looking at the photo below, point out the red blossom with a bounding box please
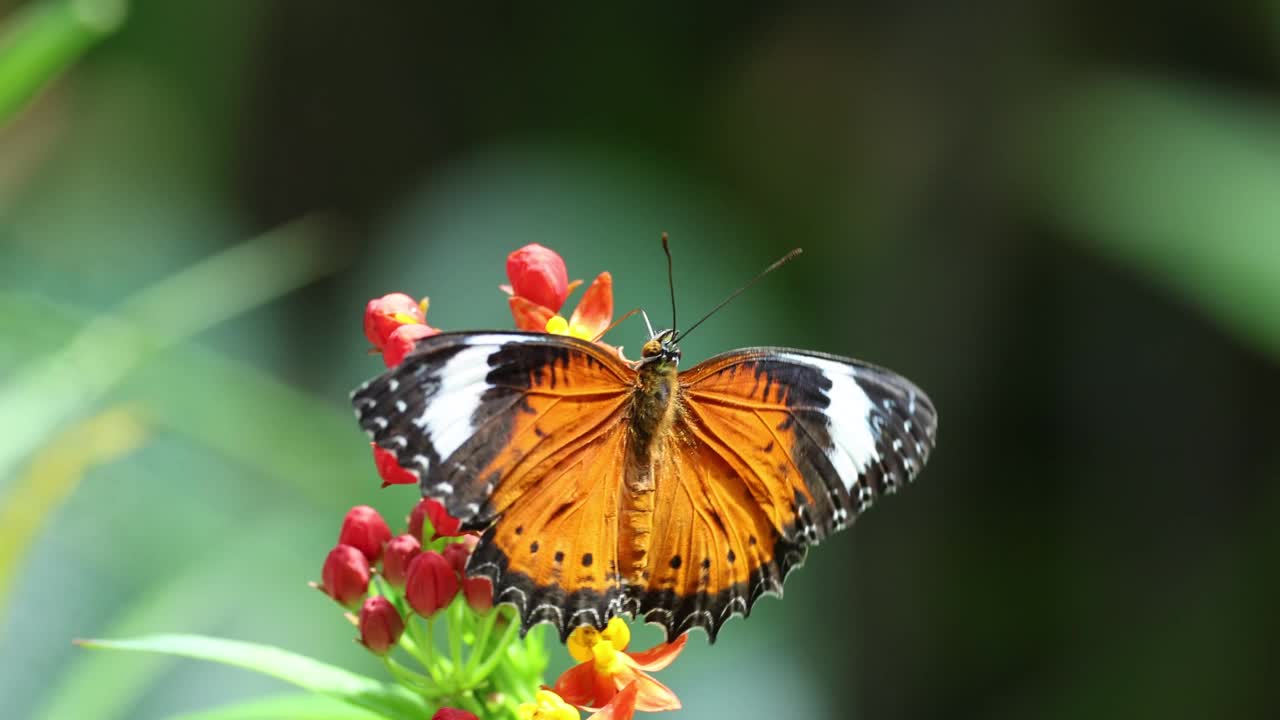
[404,551,458,617]
[320,544,371,608]
[591,682,639,720]
[338,505,392,563]
[383,323,439,367]
[507,243,570,312]
[364,293,424,350]
[357,595,404,655]
[554,619,685,713]
[441,535,479,575]
[409,498,462,542]
[380,533,421,587]
[431,709,479,720]
[462,576,493,613]
[372,444,416,487]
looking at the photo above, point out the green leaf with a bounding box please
[167,693,384,720]
[78,634,427,720]
[1029,74,1280,361]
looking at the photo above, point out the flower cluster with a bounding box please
[314,501,538,717]
[82,244,694,720]
[344,244,687,719]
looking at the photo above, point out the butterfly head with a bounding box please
[639,329,681,367]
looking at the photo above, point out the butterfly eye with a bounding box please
[641,338,663,358]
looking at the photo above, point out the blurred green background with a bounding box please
[3,1,1279,718]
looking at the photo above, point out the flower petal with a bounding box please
[554,660,617,709]
[589,681,639,720]
[371,444,416,487]
[626,672,681,713]
[509,296,556,332]
[624,632,687,672]
[568,271,613,340]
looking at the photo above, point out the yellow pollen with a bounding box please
[516,689,580,720]
[391,312,419,325]
[545,315,570,335]
[600,617,630,651]
[567,624,599,662]
[591,639,627,677]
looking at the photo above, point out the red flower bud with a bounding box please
[357,595,404,655]
[338,505,392,563]
[441,534,479,574]
[432,709,479,720]
[507,244,569,312]
[320,544,370,608]
[383,323,439,367]
[404,551,458,617]
[381,533,421,587]
[364,293,424,350]
[408,498,462,542]
[462,576,493,613]
[372,444,417,487]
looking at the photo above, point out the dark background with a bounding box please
[2,2,1278,718]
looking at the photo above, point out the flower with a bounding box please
[507,243,570,313]
[380,533,421,587]
[544,271,613,342]
[502,245,611,341]
[404,550,458,617]
[441,534,478,575]
[357,595,404,655]
[517,684,640,720]
[409,498,462,541]
[338,505,392,563]
[383,322,440,367]
[432,709,479,720]
[364,292,425,350]
[461,575,493,613]
[320,544,371,608]
[554,618,685,712]
[517,688,579,720]
[372,444,416,487]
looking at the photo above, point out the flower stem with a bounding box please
[462,606,499,680]
[447,594,464,672]
[469,613,520,682]
[381,656,447,698]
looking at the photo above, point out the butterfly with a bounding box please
[352,323,936,642]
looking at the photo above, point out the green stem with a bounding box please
[381,657,446,699]
[446,595,465,673]
[469,615,520,683]
[408,615,443,686]
[462,606,499,679]
[0,0,128,125]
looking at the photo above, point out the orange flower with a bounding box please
[502,245,611,341]
[518,683,639,720]
[553,618,685,713]
[544,271,612,342]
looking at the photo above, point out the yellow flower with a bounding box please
[516,688,580,720]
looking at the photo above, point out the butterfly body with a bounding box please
[353,330,935,641]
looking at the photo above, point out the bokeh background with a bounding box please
[3,1,1279,718]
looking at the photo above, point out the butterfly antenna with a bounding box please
[671,248,803,344]
[661,232,677,335]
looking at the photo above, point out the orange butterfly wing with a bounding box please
[354,332,637,634]
[627,347,937,640]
